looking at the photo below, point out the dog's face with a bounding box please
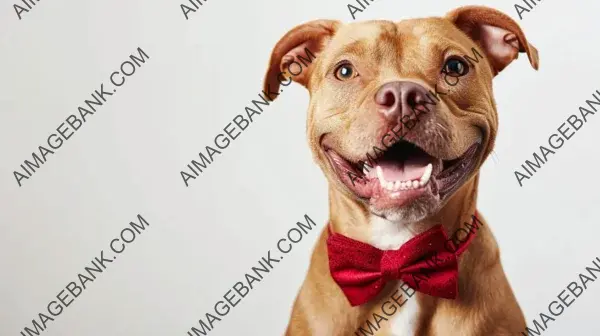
[264,6,538,222]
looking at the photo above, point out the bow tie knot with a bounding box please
[380,250,412,280]
[327,223,476,307]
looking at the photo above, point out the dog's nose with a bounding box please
[374,81,431,121]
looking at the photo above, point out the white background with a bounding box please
[0,0,598,335]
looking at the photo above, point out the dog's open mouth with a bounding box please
[323,139,481,209]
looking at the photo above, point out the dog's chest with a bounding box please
[368,216,421,336]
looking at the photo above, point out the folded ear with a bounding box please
[262,20,340,101]
[445,6,539,75]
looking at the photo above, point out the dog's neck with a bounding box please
[328,175,480,250]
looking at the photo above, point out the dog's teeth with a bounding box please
[362,165,370,176]
[376,166,386,184]
[377,168,386,188]
[412,180,419,188]
[420,163,433,185]
[393,181,401,191]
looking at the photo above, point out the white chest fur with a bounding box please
[368,215,421,336]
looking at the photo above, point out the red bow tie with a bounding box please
[326,219,477,307]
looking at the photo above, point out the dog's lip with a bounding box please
[321,135,482,208]
[320,133,481,176]
[323,145,438,209]
[320,134,340,158]
[323,147,375,200]
[436,141,482,197]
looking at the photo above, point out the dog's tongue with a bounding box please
[378,155,431,181]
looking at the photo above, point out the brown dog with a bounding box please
[263,5,538,336]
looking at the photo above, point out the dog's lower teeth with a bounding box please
[374,163,434,192]
[380,178,431,191]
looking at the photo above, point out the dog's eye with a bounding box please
[334,63,358,81]
[442,58,469,76]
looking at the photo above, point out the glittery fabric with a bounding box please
[326,214,479,307]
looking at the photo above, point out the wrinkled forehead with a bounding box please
[320,18,476,69]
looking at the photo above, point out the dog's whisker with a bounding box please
[324,110,348,119]
[436,122,449,134]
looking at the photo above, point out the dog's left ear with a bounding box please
[446,6,539,75]
[263,20,340,101]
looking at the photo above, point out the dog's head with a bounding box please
[263,6,538,222]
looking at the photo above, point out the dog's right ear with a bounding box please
[262,20,340,101]
[446,6,539,75]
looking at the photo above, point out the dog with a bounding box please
[262,5,539,335]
